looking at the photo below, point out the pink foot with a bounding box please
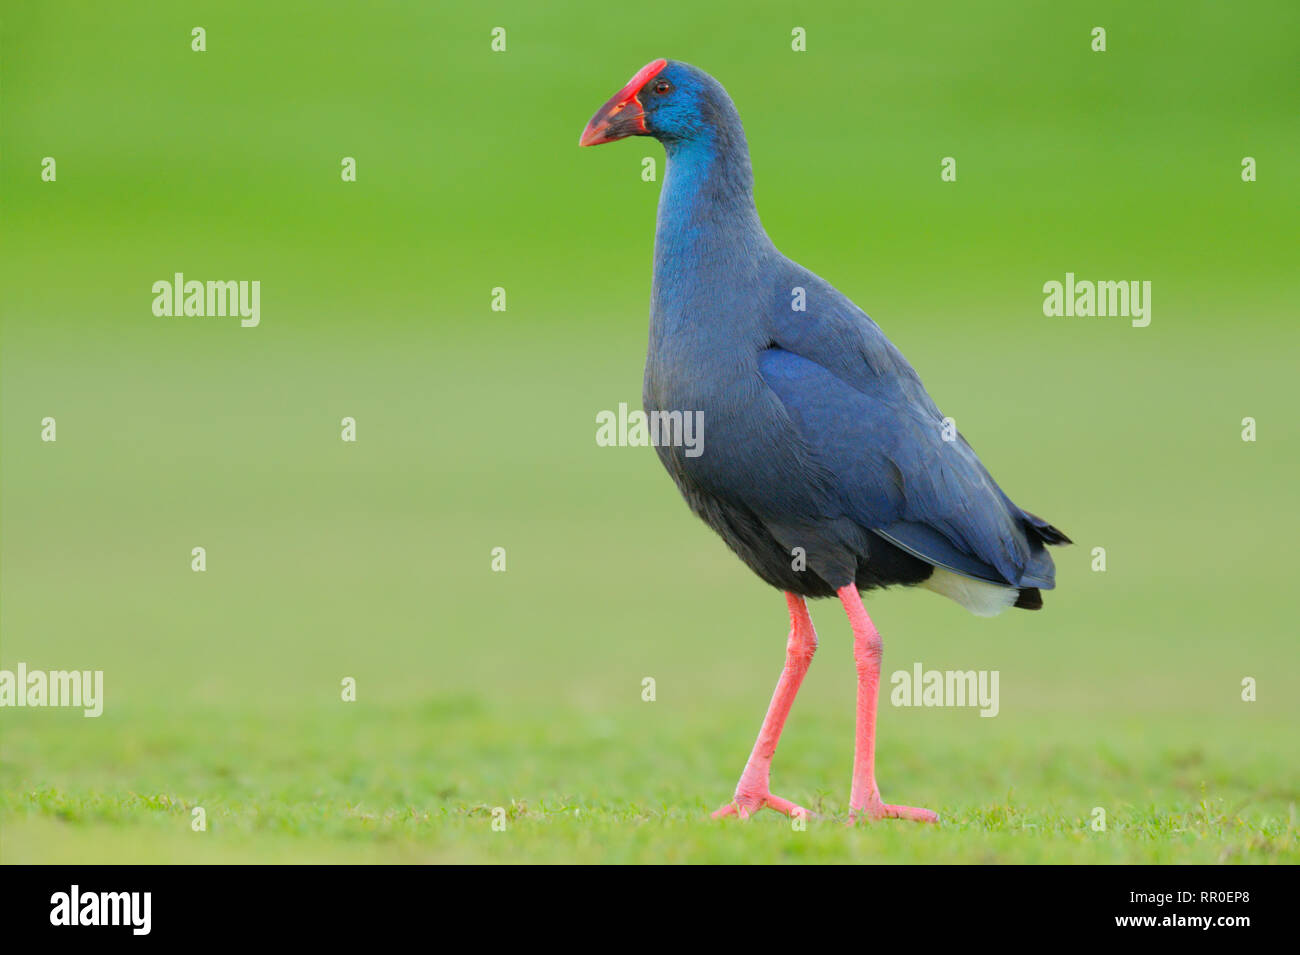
[848,794,939,825]
[712,792,813,820]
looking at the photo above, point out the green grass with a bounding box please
[3,0,1298,863]
[3,326,1298,864]
[3,704,1296,864]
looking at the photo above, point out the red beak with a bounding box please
[578,59,669,147]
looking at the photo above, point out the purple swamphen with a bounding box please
[579,60,1069,823]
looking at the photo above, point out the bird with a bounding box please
[579,59,1070,823]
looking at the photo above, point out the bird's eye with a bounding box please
[653,81,672,95]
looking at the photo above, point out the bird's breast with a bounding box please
[644,348,808,500]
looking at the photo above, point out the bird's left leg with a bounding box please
[712,592,817,820]
[837,585,939,824]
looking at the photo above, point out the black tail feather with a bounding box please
[1021,510,1071,546]
[1014,587,1043,610]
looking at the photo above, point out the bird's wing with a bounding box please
[760,296,1055,589]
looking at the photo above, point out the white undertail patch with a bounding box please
[921,567,1019,617]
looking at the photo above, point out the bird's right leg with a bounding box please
[838,584,938,824]
[712,592,817,820]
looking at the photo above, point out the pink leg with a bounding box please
[712,593,817,820]
[838,585,939,824]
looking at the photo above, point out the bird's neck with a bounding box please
[658,127,760,228]
[652,127,769,321]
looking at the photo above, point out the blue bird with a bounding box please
[580,60,1070,823]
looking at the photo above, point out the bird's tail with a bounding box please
[1021,510,1071,546]
[1013,587,1043,610]
[1012,509,1070,610]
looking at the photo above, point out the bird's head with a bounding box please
[579,59,724,148]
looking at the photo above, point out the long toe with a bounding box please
[712,793,811,820]
[849,801,939,825]
[879,803,939,823]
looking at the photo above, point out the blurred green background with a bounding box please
[1,1,1297,862]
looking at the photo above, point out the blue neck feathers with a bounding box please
[651,120,770,338]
